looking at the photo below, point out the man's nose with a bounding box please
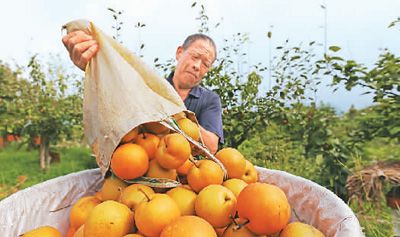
[192,59,201,71]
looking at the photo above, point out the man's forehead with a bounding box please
[186,40,215,59]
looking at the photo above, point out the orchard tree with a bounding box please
[24,55,82,169]
[0,62,29,145]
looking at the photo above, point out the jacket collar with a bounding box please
[167,71,201,98]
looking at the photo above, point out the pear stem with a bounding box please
[189,156,199,168]
[138,188,151,201]
[236,219,250,230]
[231,216,238,226]
[229,212,243,231]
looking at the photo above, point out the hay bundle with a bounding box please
[346,160,400,204]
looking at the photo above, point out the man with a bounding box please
[62,31,223,154]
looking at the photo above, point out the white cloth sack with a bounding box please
[0,167,364,237]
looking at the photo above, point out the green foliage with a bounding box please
[237,103,355,197]
[363,138,400,161]
[323,51,400,141]
[25,56,81,141]
[238,123,322,182]
[0,62,30,137]
[203,63,265,147]
[191,1,220,33]
[279,104,354,196]
[107,7,124,43]
[328,51,399,103]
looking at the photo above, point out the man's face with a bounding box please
[174,39,215,89]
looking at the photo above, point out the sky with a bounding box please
[1,0,399,112]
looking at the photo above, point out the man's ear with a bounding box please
[176,46,184,61]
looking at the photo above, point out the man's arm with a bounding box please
[197,92,224,154]
[62,30,99,71]
[199,125,219,154]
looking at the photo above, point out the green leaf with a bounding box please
[329,46,341,52]
[330,56,344,61]
[290,56,301,61]
[390,127,400,136]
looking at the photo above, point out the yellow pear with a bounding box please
[240,160,258,183]
[121,127,139,143]
[177,118,200,141]
[119,184,155,211]
[215,148,246,179]
[222,178,248,198]
[195,184,237,228]
[146,159,177,180]
[279,222,325,237]
[84,200,134,237]
[135,194,181,237]
[167,186,197,215]
[22,226,62,237]
[187,159,224,193]
[155,133,191,169]
[101,176,128,201]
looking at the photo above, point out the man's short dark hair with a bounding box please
[182,33,217,61]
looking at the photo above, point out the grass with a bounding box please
[351,201,394,237]
[0,143,98,199]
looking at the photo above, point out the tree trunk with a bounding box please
[39,141,46,170]
[45,145,51,167]
[39,136,51,170]
[2,132,9,147]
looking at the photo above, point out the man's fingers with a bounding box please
[62,30,88,47]
[71,40,97,63]
[81,44,99,62]
[61,30,98,71]
[62,31,78,47]
[67,34,93,53]
[62,31,93,52]
[76,44,99,70]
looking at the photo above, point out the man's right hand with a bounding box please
[62,30,99,71]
